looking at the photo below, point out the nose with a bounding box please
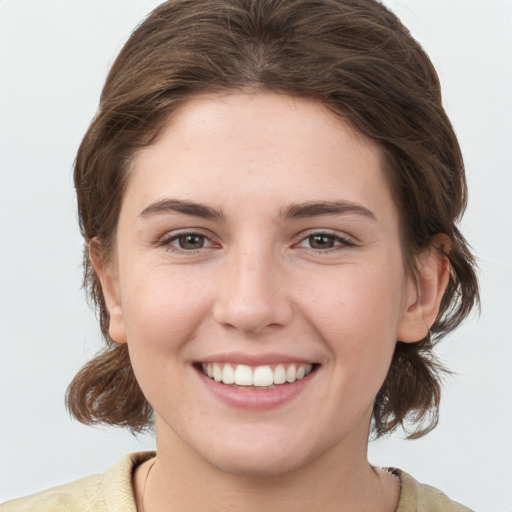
[212,246,294,334]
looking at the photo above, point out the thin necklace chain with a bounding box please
[141,458,156,512]
[139,460,395,512]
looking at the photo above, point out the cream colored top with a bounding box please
[1,452,474,511]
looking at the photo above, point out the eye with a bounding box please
[174,233,208,250]
[158,231,216,252]
[307,234,337,250]
[296,232,354,251]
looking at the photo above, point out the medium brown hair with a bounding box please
[67,0,479,438]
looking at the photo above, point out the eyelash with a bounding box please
[157,231,215,253]
[295,232,355,253]
[157,230,355,254]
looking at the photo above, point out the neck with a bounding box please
[138,420,399,512]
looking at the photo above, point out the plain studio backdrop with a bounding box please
[0,1,511,510]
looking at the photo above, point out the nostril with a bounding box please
[212,272,294,333]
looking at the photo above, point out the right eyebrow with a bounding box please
[139,199,226,220]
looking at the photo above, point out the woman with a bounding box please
[2,0,480,510]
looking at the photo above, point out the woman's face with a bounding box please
[100,93,426,475]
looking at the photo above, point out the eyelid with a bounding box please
[155,228,356,253]
[157,228,220,252]
[294,229,356,250]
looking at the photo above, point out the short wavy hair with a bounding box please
[67,0,479,439]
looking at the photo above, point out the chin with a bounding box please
[206,448,311,478]
[196,427,327,478]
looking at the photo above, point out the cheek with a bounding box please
[121,264,214,354]
[119,268,215,409]
[301,261,406,368]
[307,259,405,325]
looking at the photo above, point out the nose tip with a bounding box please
[212,255,293,334]
[214,302,284,334]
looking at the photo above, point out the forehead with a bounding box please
[125,92,396,222]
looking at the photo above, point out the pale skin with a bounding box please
[92,92,450,512]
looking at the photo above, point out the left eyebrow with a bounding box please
[281,200,377,220]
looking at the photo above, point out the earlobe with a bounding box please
[397,234,451,343]
[89,239,127,344]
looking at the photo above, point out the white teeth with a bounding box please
[202,362,314,387]
[213,363,222,382]
[222,364,235,385]
[286,364,296,383]
[253,366,274,387]
[234,364,253,386]
[273,364,286,385]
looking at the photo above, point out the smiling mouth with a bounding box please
[197,362,317,388]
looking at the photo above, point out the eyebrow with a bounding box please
[138,198,376,222]
[282,200,376,220]
[139,199,226,220]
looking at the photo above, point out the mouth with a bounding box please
[196,362,318,389]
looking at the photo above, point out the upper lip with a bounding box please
[196,352,318,366]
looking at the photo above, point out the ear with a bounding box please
[89,239,127,344]
[397,234,451,343]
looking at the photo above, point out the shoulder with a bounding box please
[395,469,474,512]
[0,474,104,512]
[0,452,155,512]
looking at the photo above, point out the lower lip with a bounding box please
[197,368,317,410]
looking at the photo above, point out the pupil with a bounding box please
[179,234,204,249]
[310,235,334,249]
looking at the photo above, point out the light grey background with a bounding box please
[1,1,511,510]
